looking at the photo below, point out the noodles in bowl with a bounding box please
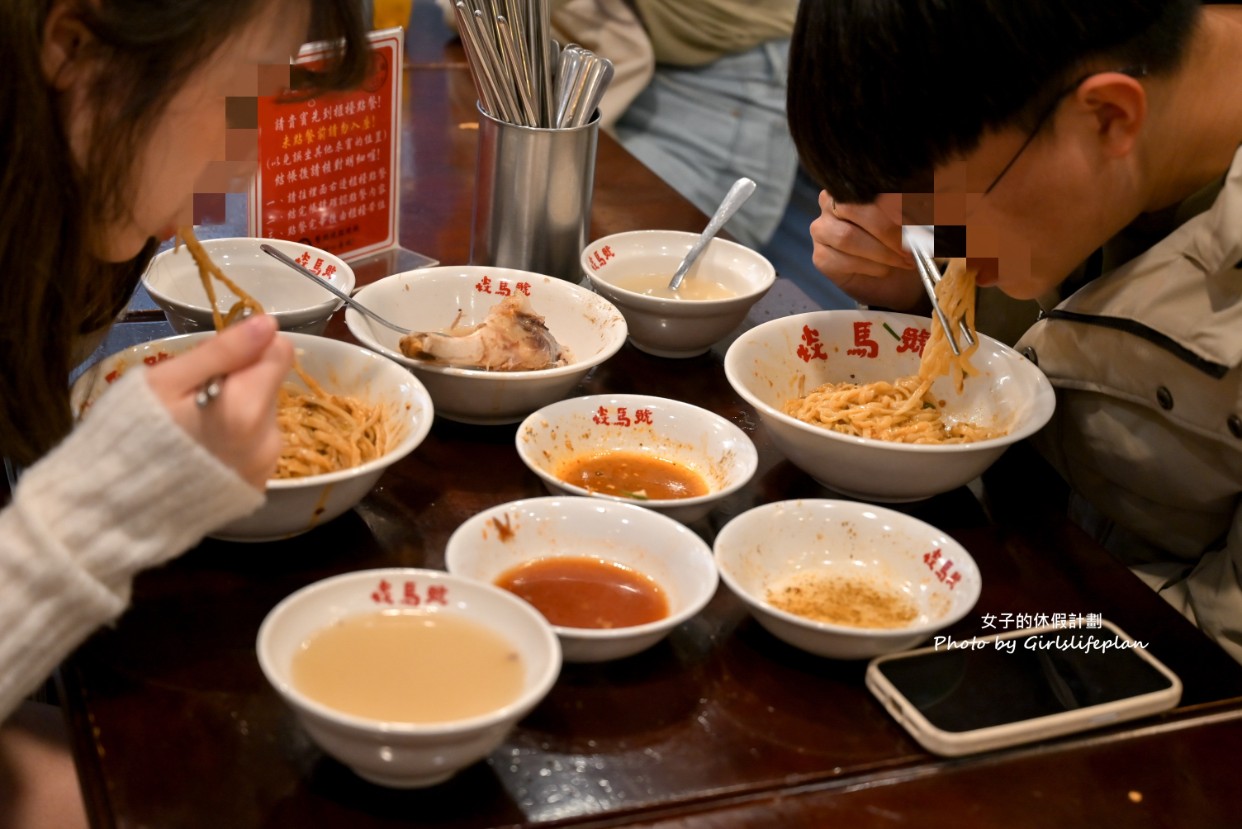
[723,300,1055,502]
[178,228,393,481]
[781,260,1001,446]
[70,332,434,541]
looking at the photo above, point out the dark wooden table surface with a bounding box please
[58,8,1242,828]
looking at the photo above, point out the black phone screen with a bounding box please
[872,628,1176,733]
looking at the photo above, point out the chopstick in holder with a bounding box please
[495,13,539,126]
[529,0,554,125]
[456,0,612,130]
[469,7,523,123]
[454,1,504,119]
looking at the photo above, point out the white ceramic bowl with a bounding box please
[70,332,433,542]
[345,266,628,424]
[724,310,1055,501]
[445,496,718,663]
[714,499,981,659]
[580,230,776,358]
[257,568,561,788]
[143,237,355,335]
[514,394,758,524]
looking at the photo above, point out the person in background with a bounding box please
[787,1,1242,661]
[0,1,368,826]
[608,0,799,252]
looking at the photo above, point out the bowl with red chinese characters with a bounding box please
[723,309,1055,502]
[69,331,434,542]
[514,393,759,524]
[345,266,628,424]
[580,230,776,358]
[143,237,355,335]
[257,568,561,788]
[445,496,718,663]
[713,499,981,659]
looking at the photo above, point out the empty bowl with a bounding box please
[143,237,355,335]
[713,499,981,659]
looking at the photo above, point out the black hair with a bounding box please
[787,0,1202,204]
[0,0,369,467]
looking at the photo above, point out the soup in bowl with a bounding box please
[257,568,561,788]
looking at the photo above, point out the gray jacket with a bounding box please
[1017,145,1242,661]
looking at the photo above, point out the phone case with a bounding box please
[865,619,1183,757]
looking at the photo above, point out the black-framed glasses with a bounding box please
[983,65,1148,196]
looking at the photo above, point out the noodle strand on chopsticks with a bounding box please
[782,259,1001,445]
[178,227,388,477]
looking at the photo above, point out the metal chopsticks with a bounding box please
[904,227,976,357]
[454,0,613,128]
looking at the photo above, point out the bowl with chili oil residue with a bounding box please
[445,496,718,662]
[514,393,758,524]
[713,499,981,659]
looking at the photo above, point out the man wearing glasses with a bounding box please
[786,1,1242,661]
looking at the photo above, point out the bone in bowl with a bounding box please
[713,499,981,659]
[344,266,628,424]
[142,237,355,335]
[580,229,776,358]
[444,496,718,663]
[257,567,561,788]
[69,331,434,542]
[514,393,758,524]
[723,309,1055,502]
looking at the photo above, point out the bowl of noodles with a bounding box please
[70,331,435,542]
[723,290,1054,501]
[143,237,355,335]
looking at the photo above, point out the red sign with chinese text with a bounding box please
[250,29,402,261]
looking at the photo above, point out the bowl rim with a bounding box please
[345,267,628,380]
[256,567,562,736]
[444,495,720,640]
[71,331,434,489]
[142,237,355,319]
[713,498,981,638]
[580,229,777,306]
[513,393,759,509]
[723,309,1056,454]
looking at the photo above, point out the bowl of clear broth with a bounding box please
[256,568,561,788]
[515,393,758,524]
[445,496,718,663]
[580,229,776,358]
[713,500,982,659]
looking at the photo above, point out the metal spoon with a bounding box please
[259,244,411,335]
[668,177,757,291]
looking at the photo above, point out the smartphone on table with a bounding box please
[865,619,1182,757]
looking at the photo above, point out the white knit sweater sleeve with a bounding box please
[0,369,263,719]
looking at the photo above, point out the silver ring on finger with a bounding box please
[195,375,224,408]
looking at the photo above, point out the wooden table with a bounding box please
[59,10,1242,828]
